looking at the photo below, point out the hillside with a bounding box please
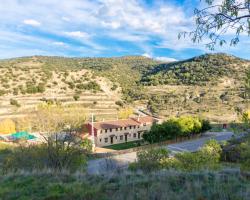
[140,54,250,122]
[141,53,248,85]
[0,53,249,122]
[0,56,159,120]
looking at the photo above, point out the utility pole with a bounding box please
[91,113,95,150]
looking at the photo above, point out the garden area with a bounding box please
[105,140,145,150]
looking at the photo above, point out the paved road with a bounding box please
[87,131,233,174]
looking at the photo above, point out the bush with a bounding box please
[130,140,222,172]
[111,84,118,90]
[37,83,46,93]
[2,136,91,173]
[143,116,208,143]
[115,100,124,107]
[0,90,5,96]
[73,95,80,101]
[129,148,169,172]
[162,139,222,171]
[201,119,212,132]
[10,99,20,107]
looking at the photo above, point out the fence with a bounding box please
[92,133,203,158]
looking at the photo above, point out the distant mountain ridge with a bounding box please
[141,53,250,86]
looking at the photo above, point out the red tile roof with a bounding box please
[89,116,158,130]
[132,116,158,124]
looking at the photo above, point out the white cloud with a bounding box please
[52,42,67,47]
[0,0,248,59]
[155,56,178,62]
[142,53,152,58]
[23,19,41,27]
[64,31,91,39]
[101,21,120,29]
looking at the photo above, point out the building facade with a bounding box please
[86,116,159,147]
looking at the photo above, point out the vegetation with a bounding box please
[221,133,250,170]
[0,170,250,200]
[181,0,250,49]
[141,54,244,86]
[10,98,20,107]
[0,53,249,122]
[105,140,145,150]
[130,140,221,172]
[118,107,133,119]
[0,104,92,172]
[245,69,250,99]
[143,116,211,144]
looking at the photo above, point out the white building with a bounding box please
[86,116,159,147]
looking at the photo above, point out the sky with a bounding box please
[0,0,249,61]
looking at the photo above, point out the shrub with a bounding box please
[73,95,80,101]
[10,99,20,107]
[130,140,222,172]
[115,100,124,107]
[12,88,18,95]
[129,148,169,172]
[2,137,91,173]
[0,90,6,96]
[201,119,212,132]
[37,83,46,93]
[111,84,118,91]
[143,116,208,143]
[163,139,222,171]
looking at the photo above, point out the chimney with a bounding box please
[137,114,140,122]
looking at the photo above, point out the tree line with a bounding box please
[143,116,211,143]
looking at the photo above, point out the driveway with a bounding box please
[87,131,234,174]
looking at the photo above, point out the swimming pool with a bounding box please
[10,131,36,140]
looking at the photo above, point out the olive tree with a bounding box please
[180,0,250,49]
[14,103,92,171]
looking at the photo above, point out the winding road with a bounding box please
[87,131,234,174]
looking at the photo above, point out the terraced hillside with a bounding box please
[0,53,249,123]
[142,54,250,122]
[0,56,159,120]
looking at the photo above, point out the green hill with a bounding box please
[141,53,249,86]
[0,53,249,122]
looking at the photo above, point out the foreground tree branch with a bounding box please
[179,0,250,49]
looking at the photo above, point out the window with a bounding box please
[120,135,123,140]
[133,133,136,138]
[100,130,103,134]
[104,138,108,143]
[105,129,108,133]
[120,127,123,131]
[99,138,102,142]
[116,128,118,131]
[143,123,146,126]
[138,126,140,128]
[134,125,136,129]
[129,126,132,129]
[124,127,127,130]
[110,128,112,132]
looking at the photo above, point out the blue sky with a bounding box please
[0,0,249,61]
